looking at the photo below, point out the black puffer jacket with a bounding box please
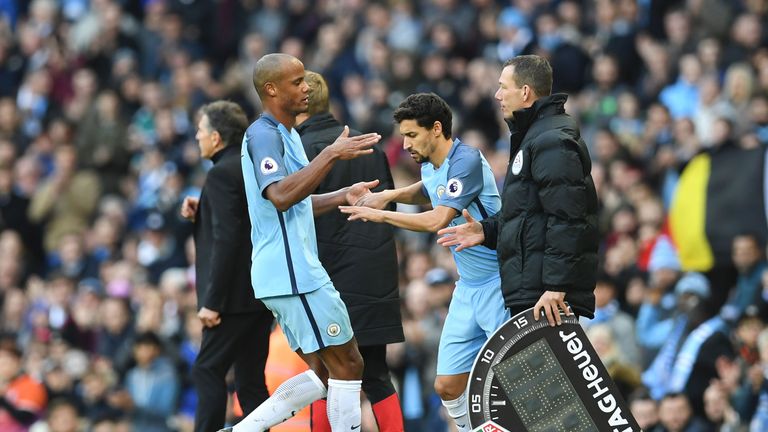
[480,94,598,318]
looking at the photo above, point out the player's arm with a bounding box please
[355,181,431,209]
[339,204,457,233]
[310,179,380,216]
[262,127,380,211]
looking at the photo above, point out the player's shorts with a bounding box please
[436,276,509,375]
[262,282,354,353]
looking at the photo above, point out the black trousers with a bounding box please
[192,310,273,432]
[359,344,397,403]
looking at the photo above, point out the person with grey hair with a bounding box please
[180,100,273,432]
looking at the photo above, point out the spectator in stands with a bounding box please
[0,336,48,431]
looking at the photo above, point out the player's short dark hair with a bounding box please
[198,101,249,148]
[393,93,452,139]
[503,55,553,97]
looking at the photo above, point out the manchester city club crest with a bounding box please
[436,185,446,199]
[327,323,341,337]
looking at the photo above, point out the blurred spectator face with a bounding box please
[96,91,121,122]
[664,10,690,45]
[698,75,721,105]
[617,92,639,119]
[625,274,647,309]
[133,340,160,367]
[92,420,116,432]
[2,289,28,328]
[58,233,84,265]
[0,98,19,133]
[48,400,80,432]
[593,55,618,89]
[732,14,762,48]
[0,258,22,291]
[71,69,98,99]
[611,206,637,235]
[678,54,702,84]
[405,251,432,282]
[44,364,73,394]
[732,234,762,273]
[594,280,616,308]
[0,165,14,193]
[100,298,129,334]
[594,129,620,163]
[0,346,21,382]
[710,117,733,145]
[750,96,768,126]
[404,279,431,319]
[630,398,659,430]
[140,82,164,111]
[659,394,692,432]
[737,315,764,349]
[280,37,305,60]
[697,38,721,70]
[724,64,754,104]
[317,24,343,55]
[703,384,729,423]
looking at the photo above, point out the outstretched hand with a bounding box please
[339,205,384,223]
[436,209,484,252]
[355,190,391,209]
[328,126,381,160]
[345,179,379,206]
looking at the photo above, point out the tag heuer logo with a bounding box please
[327,323,341,337]
[475,421,510,432]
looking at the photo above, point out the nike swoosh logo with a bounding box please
[351,425,361,430]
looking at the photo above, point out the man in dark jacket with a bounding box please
[180,101,273,432]
[438,54,598,324]
[295,71,405,432]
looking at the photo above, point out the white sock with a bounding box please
[327,378,362,431]
[232,370,327,432]
[442,392,470,432]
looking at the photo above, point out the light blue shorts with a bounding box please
[262,282,354,354]
[436,276,510,375]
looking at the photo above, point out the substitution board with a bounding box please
[467,307,640,432]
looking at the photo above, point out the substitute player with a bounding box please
[340,93,509,432]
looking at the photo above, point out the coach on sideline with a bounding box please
[180,101,273,432]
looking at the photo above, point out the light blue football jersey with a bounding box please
[422,139,501,285]
[241,114,331,298]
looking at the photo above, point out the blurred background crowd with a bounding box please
[1,0,768,431]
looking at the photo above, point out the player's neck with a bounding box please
[264,108,297,130]
[429,138,454,169]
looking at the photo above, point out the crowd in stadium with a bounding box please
[1,0,768,431]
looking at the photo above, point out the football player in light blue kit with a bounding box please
[340,93,509,432]
[222,54,382,432]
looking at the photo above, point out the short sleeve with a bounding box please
[437,149,483,211]
[245,126,288,197]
